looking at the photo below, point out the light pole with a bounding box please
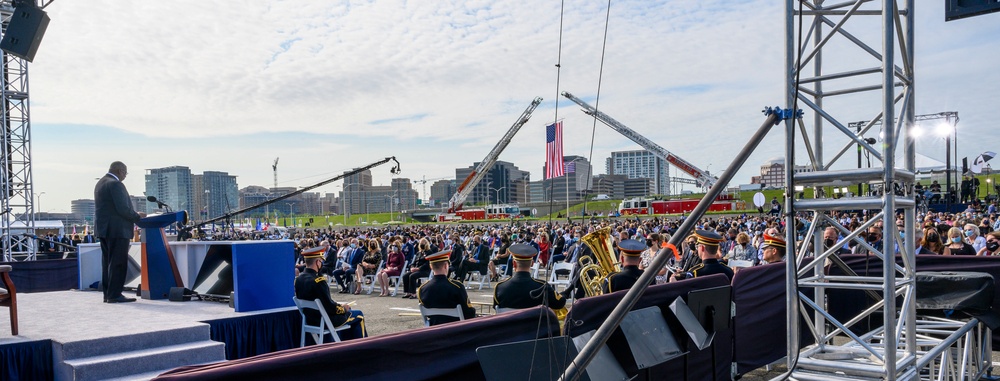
[489,186,506,205]
[34,192,45,214]
[484,181,492,206]
[366,201,378,224]
[204,189,211,221]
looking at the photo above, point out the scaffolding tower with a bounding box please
[782,1,988,379]
[0,1,36,262]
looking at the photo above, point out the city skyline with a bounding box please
[26,2,1000,212]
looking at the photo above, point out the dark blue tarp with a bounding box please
[1,259,77,293]
[156,306,561,381]
[203,309,300,360]
[0,339,52,381]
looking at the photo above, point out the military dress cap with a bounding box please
[302,245,327,260]
[761,233,787,250]
[425,250,453,263]
[617,239,646,256]
[509,244,538,260]
[694,230,724,247]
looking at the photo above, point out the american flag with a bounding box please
[545,121,565,179]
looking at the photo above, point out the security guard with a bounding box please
[673,230,734,282]
[603,239,648,293]
[493,244,566,311]
[294,245,367,340]
[417,249,477,326]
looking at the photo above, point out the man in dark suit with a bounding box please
[455,235,489,281]
[94,161,145,303]
[332,238,365,293]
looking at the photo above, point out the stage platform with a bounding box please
[0,290,299,381]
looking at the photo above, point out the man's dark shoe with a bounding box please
[107,296,137,303]
[338,289,349,294]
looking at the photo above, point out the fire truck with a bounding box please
[437,97,542,222]
[618,194,744,215]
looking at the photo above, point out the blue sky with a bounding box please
[26,1,1000,212]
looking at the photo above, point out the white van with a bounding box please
[594,194,611,200]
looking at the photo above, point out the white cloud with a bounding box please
[21,1,1000,211]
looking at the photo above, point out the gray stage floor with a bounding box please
[0,290,287,346]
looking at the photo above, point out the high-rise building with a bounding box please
[338,174,419,216]
[606,150,669,196]
[202,171,239,219]
[455,161,528,206]
[429,179,457,207]
[145,166,194,214]
[539,155,592,201]
[759,157,812,189]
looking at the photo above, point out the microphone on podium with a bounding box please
[146,195,172,211]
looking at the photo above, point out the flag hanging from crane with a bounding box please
[545,121,565,179]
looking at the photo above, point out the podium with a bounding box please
[137,211,188,300]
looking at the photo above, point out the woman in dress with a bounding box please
[377,243,406,296]
[354,239,382,295]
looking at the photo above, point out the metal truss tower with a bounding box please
[784,1,989,380]
[0,1,36,262]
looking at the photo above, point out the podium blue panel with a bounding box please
[138,212,188,300]
[231,241,295,312]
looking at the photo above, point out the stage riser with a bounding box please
[56,326,211,361]
[60,340,224,381]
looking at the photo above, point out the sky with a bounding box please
[25,1,1000,213]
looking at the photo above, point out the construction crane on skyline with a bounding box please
[272,157,279,190]
[415,175,450,203]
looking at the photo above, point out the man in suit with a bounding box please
[94,161,146,303]
[332,238,365,293]
[455,235,489,281]
[417,250,476,326]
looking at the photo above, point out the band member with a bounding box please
[494,244,566,311]
[603,239,648,293]
[294,246,367,341]
[760,232,788,263]
[417,250,476,326]
[672,230,733,282]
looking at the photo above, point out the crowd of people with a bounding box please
[243,197,1000,341]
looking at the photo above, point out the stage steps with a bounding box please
[53,325,226,381]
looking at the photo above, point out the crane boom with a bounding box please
[561,91,718,189]
[448,97,543,212]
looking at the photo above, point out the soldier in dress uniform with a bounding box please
[672,230,734,282]
[493,244,566,311]
[760,232,788,264]
[603,239,648,293]
[417,249,476,326]
[294,245,367,340]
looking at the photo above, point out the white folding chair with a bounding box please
[386,259,409,296]
[466,270,491,291]
[548,262,574,291]
[419,304,466,327]
[362,260,384,295]
[495,306,520,314]
[292,297,351,346]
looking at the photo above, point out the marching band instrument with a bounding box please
[577,226,621,297]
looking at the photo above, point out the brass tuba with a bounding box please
[577,226,621,297]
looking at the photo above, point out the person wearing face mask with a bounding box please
[853,227,883,255]
[823,227,850,255]
[921,228,945,254]
[943,227,977,256]
[964,224,987,253]
[977,232,1000,256]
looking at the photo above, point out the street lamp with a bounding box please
[489,186,506,205]
[366,201,378,224]
[34,192,45,214]
[204,189,211,221]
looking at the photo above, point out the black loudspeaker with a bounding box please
[169,287,192,302]
[0,3,50,62]
[963,157,970,175]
